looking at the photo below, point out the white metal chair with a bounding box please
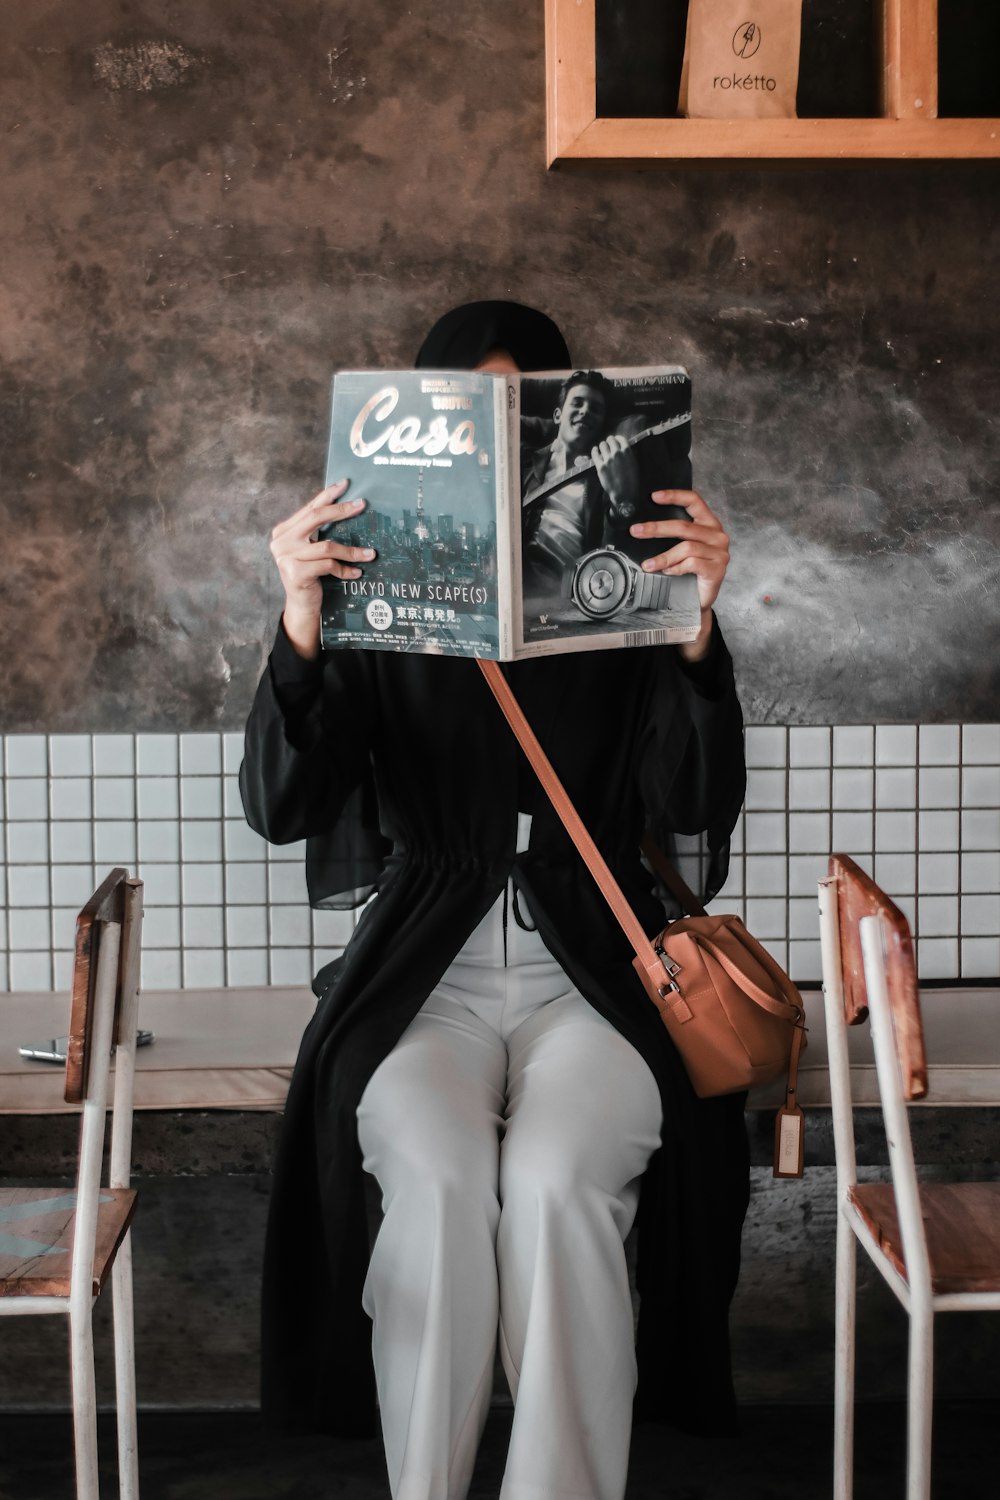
[0,869,143,1499]
[818,853,1000,1500]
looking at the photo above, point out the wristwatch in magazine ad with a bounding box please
[565,547,672,620]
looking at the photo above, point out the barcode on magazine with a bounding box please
[623,630,669,649]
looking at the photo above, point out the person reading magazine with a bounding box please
[240,300,747,1500]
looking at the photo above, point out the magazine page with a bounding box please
[512,367,700,657]
[319,371,506,657]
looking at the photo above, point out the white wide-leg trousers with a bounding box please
[356,852,663,1500]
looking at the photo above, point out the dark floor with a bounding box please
[0,1402,996,1500]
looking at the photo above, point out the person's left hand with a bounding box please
[628,489,731,659]
[592,434,641,520]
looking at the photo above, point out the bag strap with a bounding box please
[694,935,802,1021]
[638,832,707,918]
[479,664,705,928]
[477,661,668,995]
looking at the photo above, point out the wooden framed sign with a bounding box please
[546,0,1000,165]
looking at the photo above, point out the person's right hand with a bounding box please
[270,480,375,659]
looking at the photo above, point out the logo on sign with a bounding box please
[732,22,761,59]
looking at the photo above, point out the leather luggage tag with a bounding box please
[773,1103,805,1178]
[773,1016,806,1178]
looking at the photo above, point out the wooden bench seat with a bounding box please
[3,984,1000,1116]
[1,987,315,1114]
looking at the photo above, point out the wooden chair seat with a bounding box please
[849,1181,1000,1296]
[0,1186,138,1299]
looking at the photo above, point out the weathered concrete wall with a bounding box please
[1,3,998,731]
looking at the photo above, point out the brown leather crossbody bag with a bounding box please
[479,660,807,1175]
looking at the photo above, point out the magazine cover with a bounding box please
[319,366,700,659]
[512,367,699,654]
[320,371,506,656]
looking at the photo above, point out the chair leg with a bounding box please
[833,1209,856,1500]
[70,1303,101,1500]
[112,1232,140,1500]
[907,1305,934,1500]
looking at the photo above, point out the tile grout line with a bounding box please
[912,726,921,959]
[2,740,9,990]
[959,734,966,977]
[132,733,140,990]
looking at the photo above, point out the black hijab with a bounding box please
[415,300,570,372]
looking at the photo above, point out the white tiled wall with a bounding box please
[2,733,353,993]
[713,723,1000,982]
[2,726,999,992]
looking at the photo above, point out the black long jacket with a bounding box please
[240,622,749,1438]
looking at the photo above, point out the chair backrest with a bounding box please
[66,871,143,1309]
[826,854,927,1101]
[819,855,935,1296]
[67,869,124,1105]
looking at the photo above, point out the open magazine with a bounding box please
[319,366,699,660]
